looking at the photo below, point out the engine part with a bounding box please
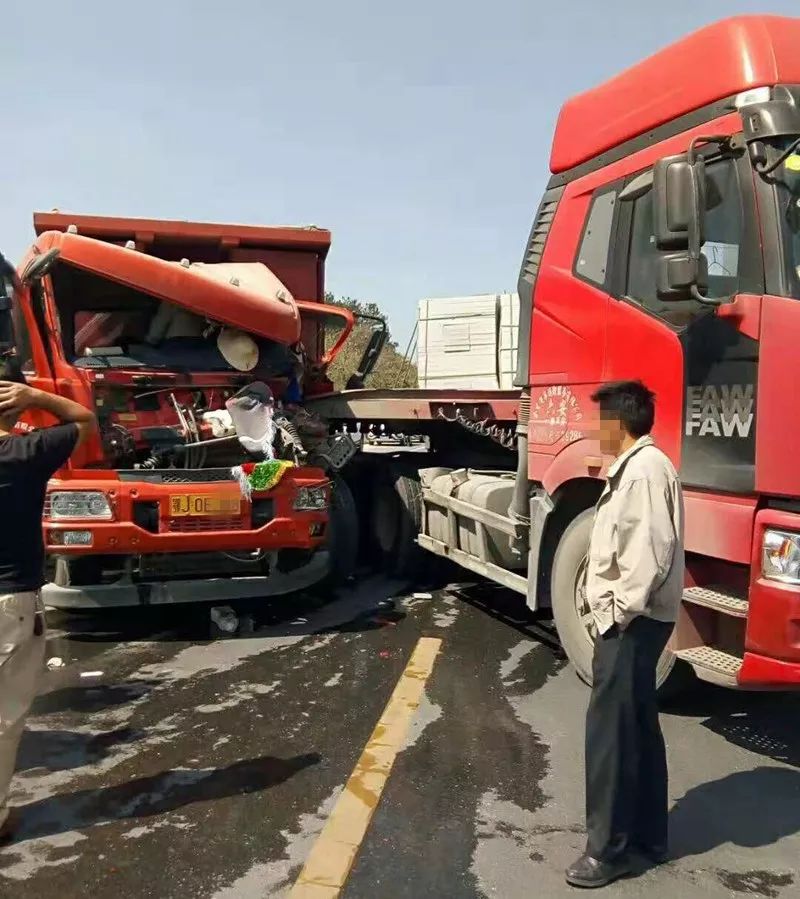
[308,433,357,472]
[100,424,137,468]
[202,409,236,438]
[275,414,307,463]
[136,426,184,470]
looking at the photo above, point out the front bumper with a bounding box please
[739,649,800,687]
[43,468,328,555]
[43,549,330,609]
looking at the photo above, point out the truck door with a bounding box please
[606,151,761,492]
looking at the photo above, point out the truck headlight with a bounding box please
[48,491,113,520]
[293,486,327,511]
[762,529,800,584]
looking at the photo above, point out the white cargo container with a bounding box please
[417,293,520,389]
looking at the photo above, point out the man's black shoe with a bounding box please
[633,843,669,864]
[565,854,632,888]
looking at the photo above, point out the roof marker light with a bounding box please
[736,87,771,109]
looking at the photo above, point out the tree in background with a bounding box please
[322,292,417,391]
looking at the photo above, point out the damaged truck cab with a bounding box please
[8,214,356,608]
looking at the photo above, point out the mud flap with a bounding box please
[526,489,554,611]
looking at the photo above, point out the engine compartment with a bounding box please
[91,377,330,472]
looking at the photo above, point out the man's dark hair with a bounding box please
[591,380,655,438]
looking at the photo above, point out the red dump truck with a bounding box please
[0,214,370,608]
[305,15,800,690]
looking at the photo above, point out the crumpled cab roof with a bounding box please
[35,230,301,346]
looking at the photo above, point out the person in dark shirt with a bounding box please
[0,377,94,843]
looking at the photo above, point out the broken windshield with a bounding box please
[53,262,298,375]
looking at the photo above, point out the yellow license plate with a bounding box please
[169,494,241,517]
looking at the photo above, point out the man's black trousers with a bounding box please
[585,615,674,861]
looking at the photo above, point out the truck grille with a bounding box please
[166,516,249,533]
[117,469,236,484]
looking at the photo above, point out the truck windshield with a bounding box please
[52,261,298,375]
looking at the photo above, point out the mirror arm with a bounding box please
[21,247,60,284]
[690,285,726,307]
[688,134,739,164]
[687,138,736,308]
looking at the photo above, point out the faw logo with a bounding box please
[685,384,755,439]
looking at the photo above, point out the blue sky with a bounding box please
[1,1,795,345]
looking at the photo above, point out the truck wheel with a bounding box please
[323,477,359,586]
[550,508,678,690]
[372,467,425,579]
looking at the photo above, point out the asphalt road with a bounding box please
[1,578,798,898]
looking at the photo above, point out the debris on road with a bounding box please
[46,657,64,669]
[210,605,239,635]
[80,670,104,678]
[412,592,433,600]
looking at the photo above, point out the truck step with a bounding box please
[674,645,743,686]
[683,585,748,617]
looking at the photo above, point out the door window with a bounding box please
[626,158,743,324]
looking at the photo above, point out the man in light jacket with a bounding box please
[566,380,684,889]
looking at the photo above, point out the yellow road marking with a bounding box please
[288,636,443,898]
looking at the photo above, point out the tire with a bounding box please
[322,477,359,586]
[372,466,425,579]
[550,507,679,691]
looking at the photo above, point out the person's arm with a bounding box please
[0,381,95,447]
[613,478,676,631]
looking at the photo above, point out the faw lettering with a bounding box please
[685,384,754,438]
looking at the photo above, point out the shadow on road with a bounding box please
[16,727,143,773]
[664,685,800,769]
[668,766,800,861]
[6,753,321,846]
[32,680,163,716]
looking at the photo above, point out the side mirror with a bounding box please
[346,315,388,389]
[21,247,60,284]
[652,153,707,301]
[654,154,705,250]
[354,324,387,378]
[656,252,708,301]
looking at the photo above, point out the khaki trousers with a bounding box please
[0,591,46,827]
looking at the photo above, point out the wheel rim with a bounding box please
[573,556,596,647]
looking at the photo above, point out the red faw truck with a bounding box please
[305,15,800,690]
[0,215,370,608]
